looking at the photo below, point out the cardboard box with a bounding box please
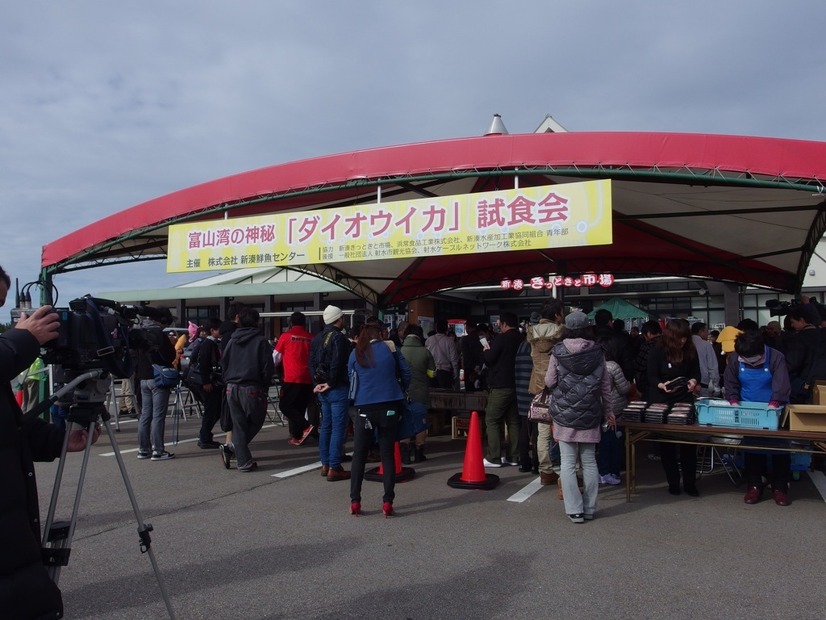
[814,383,826,405]
[787,404,826,432]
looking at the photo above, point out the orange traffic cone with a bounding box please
[365,441,415,483]
[447,410,499,490]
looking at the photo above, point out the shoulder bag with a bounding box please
[397,399,429,440]
[152,364,180,389]
[528,387,553,424]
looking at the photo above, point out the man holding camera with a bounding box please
[0,266,99,618]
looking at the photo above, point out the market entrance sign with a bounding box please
[166,179,612,273]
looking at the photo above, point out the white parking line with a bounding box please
[808,470,826,502]
[99,424,276,456]
[271,452,353,478]
[272,463,322,478]
[507,476,543,502]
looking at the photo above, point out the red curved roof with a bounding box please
[42,131,826,303]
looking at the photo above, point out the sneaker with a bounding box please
[583,513,595,521]
[151,451,175,461]
[297,424,315,445]
[501,457,518,466]
[219,444,233,469]
[137,451,151,460]
[604,473,622,486]
[568,513,585,524]
[599,475,609,485]
[198,440,221,449]
[238,461,258,472]
[482,458,502,468]
[287,438,303,446]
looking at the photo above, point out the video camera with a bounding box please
[765,298,801,316]
[28,295,171,412]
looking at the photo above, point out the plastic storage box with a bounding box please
[695,399,780,430]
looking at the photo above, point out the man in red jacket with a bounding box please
[273,312,315,445]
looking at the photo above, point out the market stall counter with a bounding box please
[428,389,487,438]
[620,411,826,502]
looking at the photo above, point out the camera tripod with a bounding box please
[35,370,177,619]
[170,379,203,445]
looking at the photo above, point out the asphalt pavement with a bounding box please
[36,412,826,620]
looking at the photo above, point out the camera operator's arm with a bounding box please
[67,424,101,451]
[0,306,58,382]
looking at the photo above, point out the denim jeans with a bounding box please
[558,441,599,516]
[318,386,350,468]
[139,379,171,453]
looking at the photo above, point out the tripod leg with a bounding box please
[43,419,97,584]
[102,418,178,619]
[108,376,121,432]
[171,387,181,446]
[42,422,74,551]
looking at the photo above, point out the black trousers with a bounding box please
[434,369,454,389]
[745,452,790,490]
[518,417,537,468]
[350,403,400,503]
[280,383,313,438]
[196,384,223,443]
[660,443,697,487]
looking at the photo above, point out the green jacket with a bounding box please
[400,335,436,406]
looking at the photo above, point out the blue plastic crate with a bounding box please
[695,399,780,430]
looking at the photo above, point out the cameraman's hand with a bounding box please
[17,305,60,345]
[313,383,330,394]
[67,424,101,452]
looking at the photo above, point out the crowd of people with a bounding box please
[3,202,825,589]
[7,263,826,616]
[114,298,826,520]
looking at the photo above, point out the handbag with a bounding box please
[219,390,233,432]
[528,388,553,424]
[152,364,180,389]
[397,399,429,440]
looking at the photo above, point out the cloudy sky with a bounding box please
[2,1,825,321]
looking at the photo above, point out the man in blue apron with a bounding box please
[723,329,792,505]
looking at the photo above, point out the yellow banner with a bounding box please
[166,179,612,273]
